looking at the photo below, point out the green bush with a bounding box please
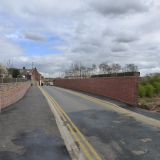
[149,76,160,84]
[145,84,155,98]
[152,82,160,94]
[140,76,160,98]
[139,85,146,97]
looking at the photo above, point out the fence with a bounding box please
[0,78,28,84]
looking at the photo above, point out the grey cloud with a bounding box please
[0,0,159,77]
[72,40,101,54]
[72,45,96,53]
[89,0,149,15]
[115,34,139,43]
[111,44,128,52]
[24,33,46,42]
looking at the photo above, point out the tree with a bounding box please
[99,63,119,74]
[89,64,96,75]
[79,65,86,77]
[0,65,7,77]
[92,64,96,71]
[99,63,107,73]
[145,84,155,98]
[0,65,7,74]
[139,84,146,97]
[111,63,121,73]
[8,68,20,78]
[124,64,138,72]
[105,64,112,73]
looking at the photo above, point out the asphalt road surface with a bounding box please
[0,87,70,160]
[44,86,160,160]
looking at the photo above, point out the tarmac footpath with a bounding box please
[0,86,70,160]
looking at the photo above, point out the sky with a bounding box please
[0,0,160,77]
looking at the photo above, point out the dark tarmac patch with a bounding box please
[43,86,160,160]
[0,124,69,160]
[0,129,69,160]
[69,109,160,160]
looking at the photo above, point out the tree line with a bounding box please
[0,64,20,78]
[64,62,138,78]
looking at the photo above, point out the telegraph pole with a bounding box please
[32,62,34,69]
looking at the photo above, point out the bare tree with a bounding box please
[91,64,96,75]
[65,62,138,78]
[111,63,121,73]
[124,64,138,72]
[99,63,113,74]
[71,63,80,77]
[99,63,107,74]
[105,64,112,74]
[80,65,86,77]
[0,65,7,77]
[66,63,88,78]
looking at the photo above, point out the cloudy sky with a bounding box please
[0,0,160,77]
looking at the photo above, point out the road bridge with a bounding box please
[0,86,160,160]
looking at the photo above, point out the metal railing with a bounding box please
[0,78,29,84]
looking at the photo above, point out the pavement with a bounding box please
[44,86,160,160]
[0,86,70,160]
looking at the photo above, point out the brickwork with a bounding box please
[0,82,30,110]
[31,68,44,86]
[54,76,139,106]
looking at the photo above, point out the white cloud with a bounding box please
[0,0,159,77]
[0,38,24,61]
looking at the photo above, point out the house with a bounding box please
[20,67,44,85]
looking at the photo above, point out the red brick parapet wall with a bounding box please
[0,82,30,110]
[54,76,139,106]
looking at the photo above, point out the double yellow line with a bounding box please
[55,87,160,128]
[39,87,102,160]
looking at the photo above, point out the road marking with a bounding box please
[54,87,160,128]
[50,95,102,160]
[40,87,85,160]
[39,87,102,160]
[50,98,96,160]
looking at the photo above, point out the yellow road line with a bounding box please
[44,89,102,160]
[66,124,94,160]
[49,95,102,160]
[39,87,102,160]
[41,88,102,160]
[55,87,160,128]
[45,96,94,160]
